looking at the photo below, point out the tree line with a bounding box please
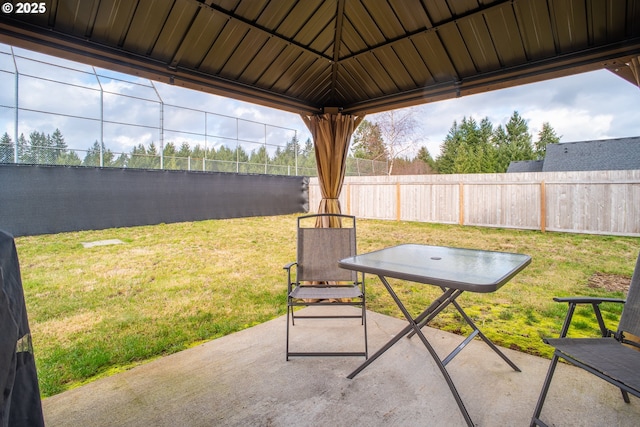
[0,130,318,172]
[353,110,561,174]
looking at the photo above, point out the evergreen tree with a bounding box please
[300,138,316,174]
[416,146,435,170]
[273,135,300,168]
[0,132,13,163]
[237,145,249,163]
[435,111,541,174]
[84,141,101,167]
[478,117,497,171]
[492,111,535,172]
[57,150,82,166]
[250,145,268,165]
[458,117,487,173]
[535,122,561,159]
[286,134,300,165]
[17,133,28,163]
[190,144,210,170]
[50,129,81,165]
[213,145,238,172]
[163,142,177,157]
[351,120,387,161]
[436,120,462,174]
[491,125,510,172]
[112,152,129,168]
[163,142,178,169]
[25,131,53,164]
[436,117,495,173]
[177,142,191,159]
[84,140,114,167]
[191,144,205,159]
[50,128,67,162]
[505,111,534,162]
[128,143,148,169]
[214,145,235,161]
[147,142,160,168]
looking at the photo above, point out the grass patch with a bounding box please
[16,215,639,397]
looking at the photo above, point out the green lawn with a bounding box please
[15,215,639,397]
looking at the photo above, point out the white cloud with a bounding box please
[526,108,614,142]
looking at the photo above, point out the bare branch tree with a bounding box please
[372,109,421,175]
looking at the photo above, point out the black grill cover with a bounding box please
[0,230,45,427]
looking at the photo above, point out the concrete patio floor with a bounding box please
[42,307,640,426]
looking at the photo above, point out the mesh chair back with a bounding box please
[619,252,640,337]
[297,215,357,283]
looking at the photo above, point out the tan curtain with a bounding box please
[301,112,364,227]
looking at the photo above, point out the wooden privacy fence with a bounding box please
[309,170,640,237]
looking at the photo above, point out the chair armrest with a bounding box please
[553,296,626,304]
[284,262,297,293]
[553,296,626,338]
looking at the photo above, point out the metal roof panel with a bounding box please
[388,0,432,31]
[344,0,385,48]
[52,0,97,37]
[122,0,174,56]
[91,0,137,47]
[457,15,501,72]
[295,1,335,53]
[550,0,589,53]
[513,0,556,61]
[484,5,527,67]
[151,3,200,63]
[392,38,431,86]
[0,0,638,115]
[438,22,476,77]
[359,0,405,40]
[411,31,458,82]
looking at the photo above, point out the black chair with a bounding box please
[531,252,640,427]
[284,213,367,360]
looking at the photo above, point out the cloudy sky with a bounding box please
[1,43,639,159]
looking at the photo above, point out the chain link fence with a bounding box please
[0,44,387,177]
[0,142,386,177]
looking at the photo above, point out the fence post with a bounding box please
[459,182,464,225]
[396,182,401,221]
[540,180,546,233]
[14,58,19,163]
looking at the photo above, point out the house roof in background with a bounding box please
[506,160,544,173]
[1,0,639,115]
[507,137,640,172]
[542,136,640,172]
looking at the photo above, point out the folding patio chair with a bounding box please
[285,213,367,360]
[530,252,640,426]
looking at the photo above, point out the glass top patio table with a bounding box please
[338,244,531,292]
[339,244,531,427]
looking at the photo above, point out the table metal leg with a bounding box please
[408,287,520,371]
[409,288,464,335]
[348,276,474,427]
[449,299,520,371]
[347,283,458,379]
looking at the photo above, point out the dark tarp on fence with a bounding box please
[0,164,309,236]
[0,230,45,427]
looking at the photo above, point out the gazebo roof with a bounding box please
[1,0,639,115]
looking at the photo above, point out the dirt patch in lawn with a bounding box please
[587,272,631,293]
